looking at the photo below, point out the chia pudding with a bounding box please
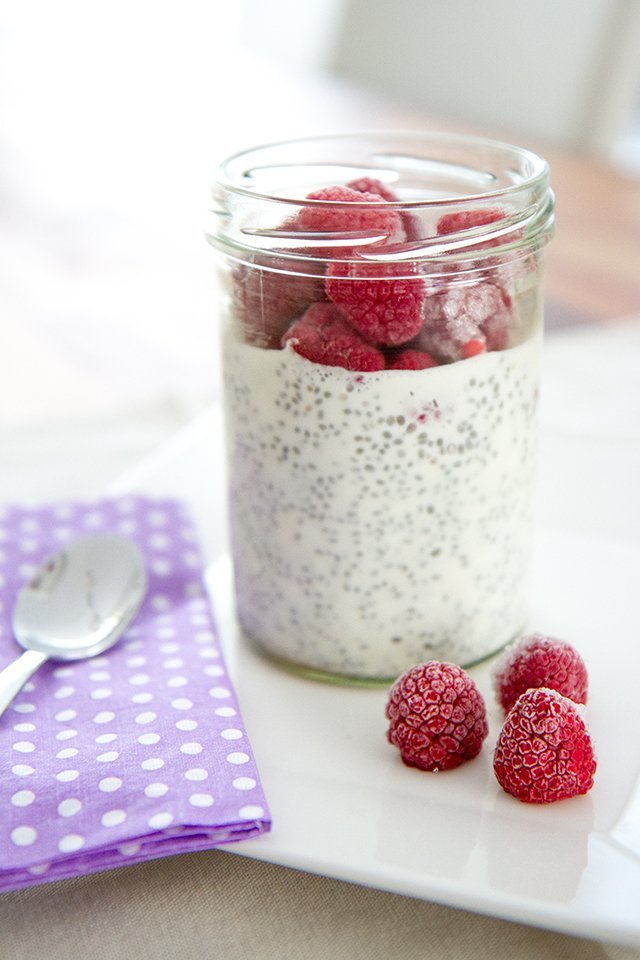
[222,299,541,681]
[209,133,554,682]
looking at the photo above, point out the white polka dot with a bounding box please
[166,676,188,688]
[102,809,126,827]
[18,562,37,578]
[118,519,137,535]
[55,709,76,722]
[126,655,147,668]
[176,719,198,732]
[162,657,184,670]
[99,777,123,792]
[84,511,104,527]
[233,777,257,791]
[55,729,78,741]
[134,711,157,725]
[125,635,142,647]
[204,664,224,677]
[194,630,214,643]
[11,789,35,807]
[11,826,37,846]
[92,657,109,667]
[189,793,214,807]
[118,842,141,856]
[58,798,82,817]
[183,551,199,568]
[199,648,218,660]
[23,681,36,692]
[56,769,79,782]
[148,510,168,526]
[221,728,243,740]
[54,685,75,699]
[151,558,172,576]
[13,722,36,733]
[13,703,36,714]
[148,812,173,830]
[184,768,208,781]
[13,740,35,753]
[95,733,118,744]
[131,692,154,704]
[90,688,112,700]
[89,671,110,682]
[93,711,115,724]
[214,706,236,718]
[58,833,85,853]
[149,533,170,549]
[226,752,250,765]
[56,747,79,759]
[129,673,150,686]
[151,595,170,611]
[12,764,34,777]
[180,742,203,755]
[209,687,231,699]
[190,614,209,627]
[28,863,50,876]
[138,733,160,745]
[144,782,169,798]
[141,758,164,771]
[171,698,193,711]
[239,805,265,820]
[96,751,119,763]
[158,633,178,646]
[53,666,74,679]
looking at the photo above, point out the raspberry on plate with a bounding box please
[493,633,589,713]
[385,661,488,772]
[493,687,597,803]
[282,302,385,372]
[326,261,426,347]
[388,349,439,370]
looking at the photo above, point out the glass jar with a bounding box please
[207,132,554,684]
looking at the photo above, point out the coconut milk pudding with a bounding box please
[222,301,541,681]
[209,134,553,682]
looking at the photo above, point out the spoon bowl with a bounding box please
[0,534,147,718]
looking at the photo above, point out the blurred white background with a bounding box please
[1,0,639,497]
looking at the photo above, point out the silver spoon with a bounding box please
[0,534,147,718]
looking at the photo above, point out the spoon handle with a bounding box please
[0,649,49,719]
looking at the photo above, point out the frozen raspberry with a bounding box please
[493,688,596,803]
[295,185,405,250]
[348,176,422,243]
[388,349,439,370]
[417,282,512,361]
[232,259,326,349]
[493,633,589,713]
[385,661,488,772]
[326,261,426,347]
[346,176,399,202]
[462,338,486,359]
[282,302,385,372]
[436,207,505,238]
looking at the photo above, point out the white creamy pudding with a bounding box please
[221,313,541,681]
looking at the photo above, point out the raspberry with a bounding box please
[436,207,505,238]
[388,349,439,370]
[326,261,426,347]
[493,688,596,803]
[348,176,422,243]
[385,661,488,771]
[232,260,325,348]
[296,185,405,249]
[417,282,511,361]
[493,633,589,713]
[346,176,399,202]
[462,338,486,359]
[282,302,385,372]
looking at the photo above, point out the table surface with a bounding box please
[1,44,640,960]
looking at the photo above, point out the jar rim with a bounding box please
[214,129,550,206]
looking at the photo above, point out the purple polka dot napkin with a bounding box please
[0,496,270,892]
